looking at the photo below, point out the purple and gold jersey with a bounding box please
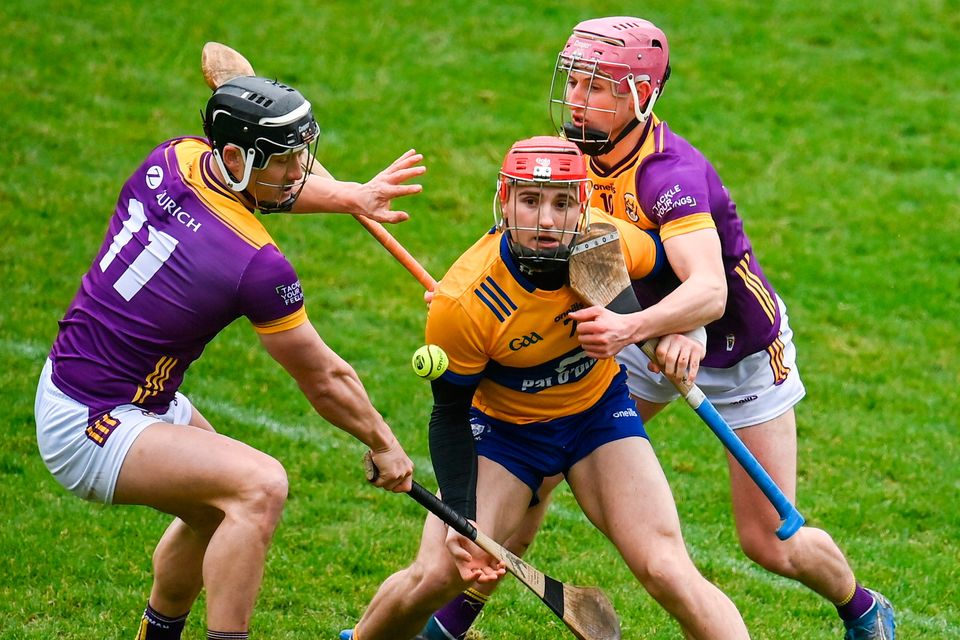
[426,210,661,424]
[50,137,307,421]
[589,116,784,370]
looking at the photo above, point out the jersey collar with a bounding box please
[589,114,660,178]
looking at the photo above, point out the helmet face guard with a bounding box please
[242,144,318,213]
[549,17,670,155]
[494,137,592,273]
[203,77,320,212]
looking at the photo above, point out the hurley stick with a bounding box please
[363,452,621,640]
[568,223,805,540]
[200,42,437,291]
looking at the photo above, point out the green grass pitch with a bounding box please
[0,1,957,638]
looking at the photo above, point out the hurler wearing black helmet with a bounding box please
[203,76,319,212]
[36,61,421,640]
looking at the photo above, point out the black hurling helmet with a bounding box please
[203,76,319,212]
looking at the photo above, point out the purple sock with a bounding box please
[433,589,488,639]
[836,584,876,622]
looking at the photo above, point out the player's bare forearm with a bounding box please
[626,227,726,339]
[301,365,385,440]
[290,149,425,223]
[569,226,726,357]
[259,323,399,449]
[626,272,726,340]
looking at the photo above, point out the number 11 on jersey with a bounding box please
[99,198,179,301]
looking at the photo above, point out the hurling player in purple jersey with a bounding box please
[35,76,422,640]
[417,16,894,640]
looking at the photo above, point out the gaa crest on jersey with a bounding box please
[145,165,164,190]
[509,332,543,351]
[623,192,640,222]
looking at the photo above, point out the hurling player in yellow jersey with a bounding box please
[418,17,894,640]
[339,137,749,640]
[421,17,895,640]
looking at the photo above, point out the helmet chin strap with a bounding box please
[511,242,572,274]
[213,147,257,192]
[564,116,642,156]
[628,77,660,124]
[564,77,659,157]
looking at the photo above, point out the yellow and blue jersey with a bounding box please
[425,209,661,424]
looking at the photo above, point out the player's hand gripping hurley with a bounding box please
[567,223,805,540]
[200,42,436,291]
[363,453,621,640]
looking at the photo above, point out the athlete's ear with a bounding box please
[221,144,246,176]
[634,80,653,109]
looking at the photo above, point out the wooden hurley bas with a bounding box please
[362,452,621,640]
[566,223,806,541]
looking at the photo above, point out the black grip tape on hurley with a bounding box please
[606,285,643,314]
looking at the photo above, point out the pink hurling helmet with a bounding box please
[550,17,671,154]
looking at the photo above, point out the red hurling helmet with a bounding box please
[497,136,591,204]
[494,137,592,273]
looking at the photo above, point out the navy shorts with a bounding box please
[471,369,648,496]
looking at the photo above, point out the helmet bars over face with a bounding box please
[203,76,320,212]
[494,136,592,273]
[549,17,670,155]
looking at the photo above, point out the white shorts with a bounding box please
[35,359,194,504]
[617,297,806,429]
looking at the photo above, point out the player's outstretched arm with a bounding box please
[259,322,413,492]
[291,149,426,223]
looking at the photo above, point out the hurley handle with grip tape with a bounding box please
[363,451,477,540]
[569,223,804,541]
[638,339,805,540]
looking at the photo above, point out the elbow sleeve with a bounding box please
[427,378,479,519]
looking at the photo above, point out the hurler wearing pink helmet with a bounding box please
[549,16,670,156]
[417,15,895,640]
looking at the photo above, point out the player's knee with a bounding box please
[503,526,538,556]
[234,457,289,537]
[632,552,692,602]
[738,531,796,577]
[407,557,469,602]
[504,536,532,557]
